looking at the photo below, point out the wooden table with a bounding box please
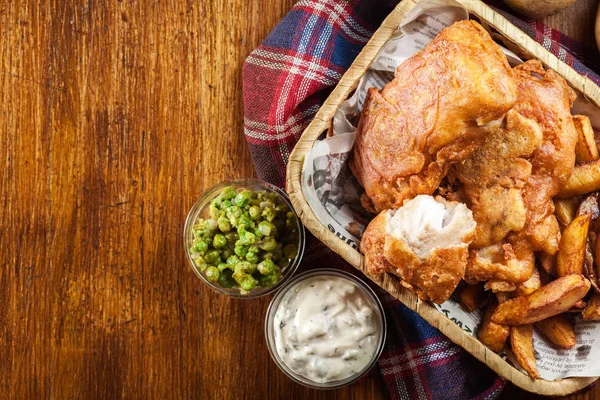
[1,0,598,399]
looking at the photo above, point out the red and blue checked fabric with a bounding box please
[242,1,600,399]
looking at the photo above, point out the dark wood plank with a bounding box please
[0,0,598,399]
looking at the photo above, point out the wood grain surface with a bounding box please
[0,1,597,399]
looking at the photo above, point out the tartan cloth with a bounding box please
[242,1,600,399]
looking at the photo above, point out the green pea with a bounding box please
[283,244,298,259]
[261,207,276,222]
[221,247,233,260]
[234,191,252,208]
[253,227,264,239]
[260,200,275,209]
[221,187,237,200]
[258,221,276,237]
[258,273,278,288]
[217,217,231,233]
[275,204,288,218]
[227,255,241,265]
[198,242,208,253]
[286,212,297,229]
[272,248,283,261]
[213,233,227,249]
[281,231,299,245]
[204,249,221,264]
[246,252,259,264]
[209,203,220,219]
[217,269,236,288]
[234,244,248,257]
[205,267,220,282]
[217,263,230,272]
[206,219,218,231]
[237,273,258,291]
[237,214,254,230]
[249,206,262,221]
[279,257,290,268]
[238,230,256,246]
[226,205,243,221]
[225,232,239,244]
[192,241,208,254]
[220,200,232,210]
[194,218,207,229]
[257,259,276,275]
[259,237,278,251]
[234,261,257,275]
[193,257,207,272]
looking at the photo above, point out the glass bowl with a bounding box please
[184,178,305,298]
[265,268,387,389]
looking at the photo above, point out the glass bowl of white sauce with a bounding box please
[265,268,386,389]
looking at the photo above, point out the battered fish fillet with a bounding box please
[361,195,476,304]
[350,20,517,213]
[463,60,578,284]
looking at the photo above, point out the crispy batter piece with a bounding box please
[465,237,535,284]
[515,267,541,297]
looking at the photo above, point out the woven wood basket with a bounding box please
[285,0,600,395]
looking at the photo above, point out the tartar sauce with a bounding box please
[273,275,382,383]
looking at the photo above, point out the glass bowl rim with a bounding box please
[183,178,305,299]
[264,268,387,389]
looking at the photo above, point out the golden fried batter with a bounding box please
[453,110,543,248]
[462,60,577,284]
[360,212,393,276]
[350,20,517,212]
[512,60,578,255]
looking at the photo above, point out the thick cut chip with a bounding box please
[491,274,590,325]
[535,314,576,349]
[510,324,540,379]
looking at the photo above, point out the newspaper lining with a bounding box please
[301,0,600,380]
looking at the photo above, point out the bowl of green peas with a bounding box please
[184,178,305,297]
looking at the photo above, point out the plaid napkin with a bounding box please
[242,1,600,399]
